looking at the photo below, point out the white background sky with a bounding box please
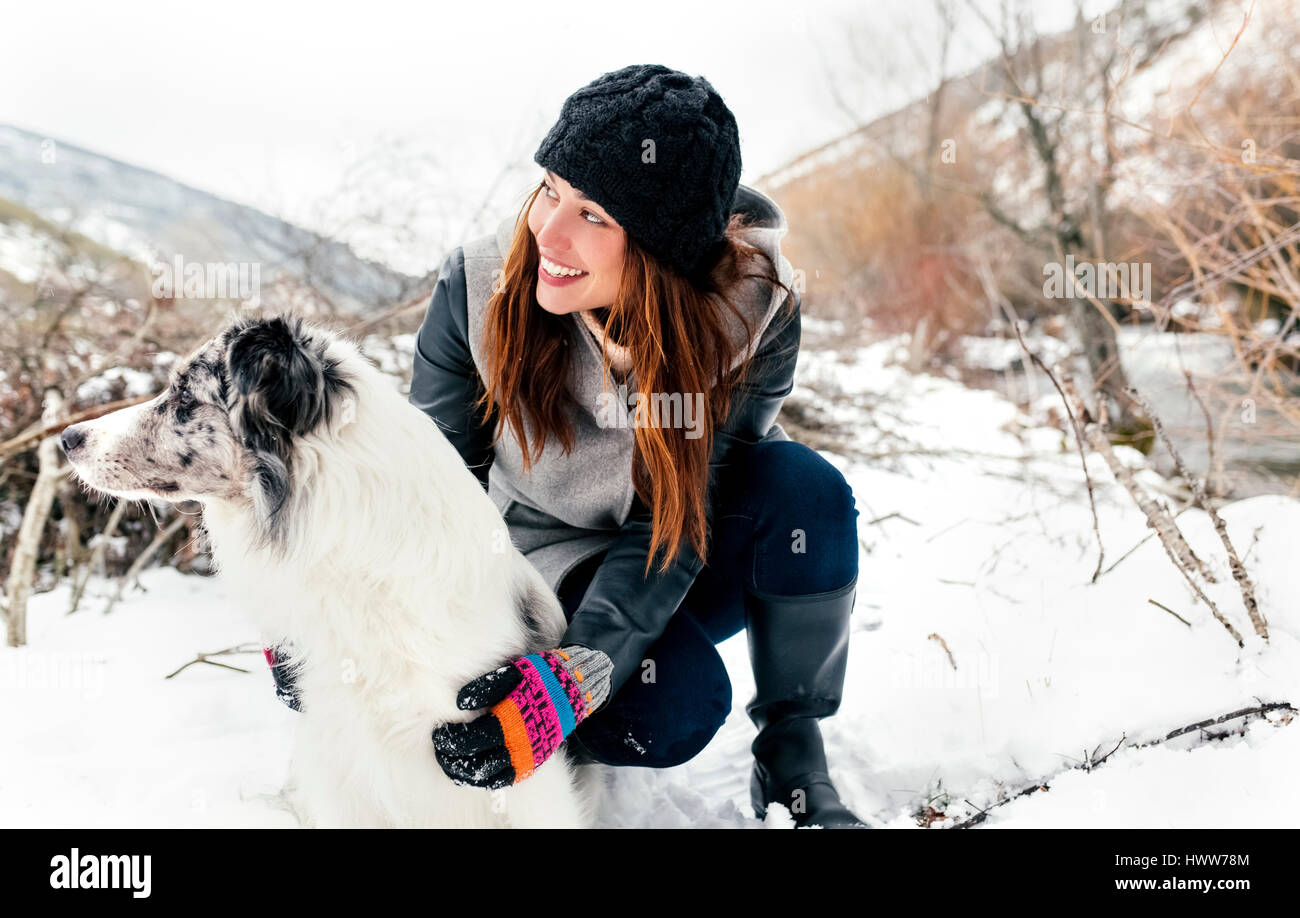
[1,0,1096,272]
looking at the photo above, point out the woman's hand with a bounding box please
[431,646,612,788]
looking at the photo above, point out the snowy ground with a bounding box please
[3,324,1297,828]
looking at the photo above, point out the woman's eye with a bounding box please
[541,181,603,224]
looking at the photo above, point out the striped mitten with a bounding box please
[432,646,612,788]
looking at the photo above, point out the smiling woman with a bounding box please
[409,64,867,828]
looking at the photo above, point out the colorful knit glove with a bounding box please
[432,646,613,789]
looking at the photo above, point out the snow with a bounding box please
[958,333,1072,372]
[66,211,157,264]
[1115,325,1237,374]
[3,329,1297,828]
[976,716,1300,828]
[0,219,50,284]
[75,366,160,403]
[360,332,417,386]
[0,567,299,829]
[799,314,847,338]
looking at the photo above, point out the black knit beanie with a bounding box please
[533,64,742,279]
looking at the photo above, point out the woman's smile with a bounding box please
[527,170,625,313]
[538,253,588,286]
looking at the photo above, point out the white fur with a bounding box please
[83,324,597,828]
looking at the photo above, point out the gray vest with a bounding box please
[460,187,794,596]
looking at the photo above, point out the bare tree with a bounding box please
[964,0,1147,441]
[4,389,67,646]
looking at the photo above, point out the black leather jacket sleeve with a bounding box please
[561,290,802,695]
[409,247,496,493]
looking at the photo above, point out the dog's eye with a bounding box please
[173,386,197,414]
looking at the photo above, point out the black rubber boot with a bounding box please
[745,574,869,829]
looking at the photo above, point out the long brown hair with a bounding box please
[474,181,796,578]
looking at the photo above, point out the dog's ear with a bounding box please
[223,315,349,533]
[225,316,339,446]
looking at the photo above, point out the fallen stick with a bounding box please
[1147,598,1192,628]
[164,643,265,680]
[948,701,1296,828]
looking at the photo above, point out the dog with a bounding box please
[62,313,595,828]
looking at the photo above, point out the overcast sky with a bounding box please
[2,0,1097,272]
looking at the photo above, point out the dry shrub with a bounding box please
[771,134,987,365]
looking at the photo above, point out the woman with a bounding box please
[278,64,866,827]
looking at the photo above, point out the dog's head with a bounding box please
[63,314,354,535]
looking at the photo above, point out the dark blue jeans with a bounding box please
[557,439,860,768]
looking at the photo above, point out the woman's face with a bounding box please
[527,170,625,315]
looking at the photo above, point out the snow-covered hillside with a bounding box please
[3,319,1294,828]
[0,124,421,316]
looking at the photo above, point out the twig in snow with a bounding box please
[1098,500,1195,578]
[1125,385,1268,641]
[1148,598,1192,628]
[948,701,1295,829]
[1003,308,1107,582]
[165,642,265,680]
[1181,366,1222,498]
[948,783,1050,829]
[983,584,1025,605]
[1059,373,1242,647]
[928,633,957,670]
[866,511,922,527]
[1161,700,1293,743]
[1094,735,1126,768]
[1240,525,1264,567]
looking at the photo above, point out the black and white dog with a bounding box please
[62,314,592,828]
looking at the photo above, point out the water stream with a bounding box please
[985,327,1300,499]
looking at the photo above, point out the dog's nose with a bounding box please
[60,425,86,454]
